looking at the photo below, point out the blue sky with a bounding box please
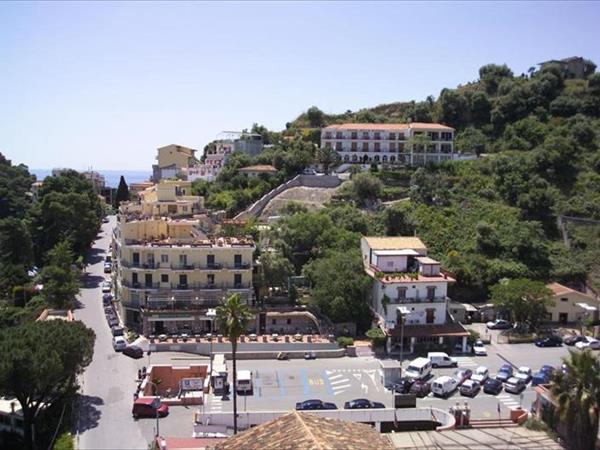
[1,1,599,170]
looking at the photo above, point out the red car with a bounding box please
[132,397,169,419]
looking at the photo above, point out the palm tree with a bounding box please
[315,146,341,175]
[550,349,600,450]
[216,293,253,434]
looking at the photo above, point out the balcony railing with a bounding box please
[389,296,447,304]
[121,261,252,271]
[122,281,253,291]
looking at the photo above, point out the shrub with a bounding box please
[337,336,354,347]
[53,432,74,450]
[365,328,386,348]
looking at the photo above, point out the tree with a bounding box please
[216,294,253,435]
[306,106,325,128]
[479,64,514,95]
[436,89,469,129]
[115,175,130,206]
[0,320,95,450]
[40,241,80,309]
[0,153,33,220]
[315,146,341,175]
[490,278,554,330]
[455,127,489,155]
[0,217,34,297]
[345,172,383,206]
[469,91,492,126]
[258,251,293,291]
[550,349,600,450]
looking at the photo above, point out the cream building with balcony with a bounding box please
[361,236,468,353]
[152,144,198,182]
[121,180,203,217]
[321,122,454,166]
[113,216,255,335]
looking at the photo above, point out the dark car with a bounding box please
[295,399,337,410]
[132,397,168,419]
[540,365,555,375]
[531,372,549,387]
[409,380,431,398]
[344,398,385,409]
[391,377,414,394]
[483,378,503,395]
[564,335,586,346]
[535,336,563,347]
[123,345,144,359]
[496,364,514,382]
[102,293,112,305]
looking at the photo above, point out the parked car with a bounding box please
[564,334,586,346]
[112,336,127,351]
[431,376,459,398]
[471,366,489,384]
[101,281,112,293]
[505,377,527,394]
[535,335,563,347]
[405,357,433,379]
[540,365,555,376]
[295,399,337,410]
[107,316,119,327]
[473,340,487,356]
[132,397,168,419]
[103,262,112,273]
[452,369,473,386]
[459,380,481,397]
[409,380,431,398]
[483,378,503,395]
[515,367,532,384]
[531,371,550,387]
[123,345,144,359]
[102,293,112,305]
[344,398,385,409]
[391,377,414,394]
[486,319,512,330]
[575,337,600,350]
[428,352,458,368]
[496,364,514,382]
[111,325,124,337]
[304,351,317,360]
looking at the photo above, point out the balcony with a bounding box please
[171,264,195,271]
[121,261,161,270]
[389,296,447,305]
[122,281,160,290]
[144,298,221,311]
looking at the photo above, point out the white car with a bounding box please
[515,366,532,383]
[101,281,112,293]
[112,336,127,351]
[471,366,489,383]
[575,337,600,350]
[431,375,459,398]
[473,340,487,356]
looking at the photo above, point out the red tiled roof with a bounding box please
[323,122,454,131]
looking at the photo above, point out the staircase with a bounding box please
[467,418,519,429]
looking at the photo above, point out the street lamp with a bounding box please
[206,308,217,385]
[398,307,410,377]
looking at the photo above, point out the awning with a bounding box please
[387,322,469,338]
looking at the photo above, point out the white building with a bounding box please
[321,122,454,166]
[360,236,468,353]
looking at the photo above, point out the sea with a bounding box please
[31,169,152,188]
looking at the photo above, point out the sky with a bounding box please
[1,1,600,171]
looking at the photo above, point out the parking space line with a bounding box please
[323,370,334,395]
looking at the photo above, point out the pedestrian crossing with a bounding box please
[326,371,352,395]
[208,396,223,412]
[497,393,521,409]
[454,356,478,368]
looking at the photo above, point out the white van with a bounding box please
[428,352,458,368]
[404,357,432,380]
[431,375,459,398]
[236,370,253,393]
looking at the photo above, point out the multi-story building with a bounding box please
[113,217,255,335]
[81,170,106,191]
[538,56,596,79]
[152,144,198,182]
[121,180,203,217]
[320,122,454,166]
[360,236,468,353]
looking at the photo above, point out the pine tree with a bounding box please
[115,175,129,206]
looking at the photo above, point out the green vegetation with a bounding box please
[550,349,600,450]
[336,336,354,347]
[365,328,386,348]
[490,279,554,330]
[115,175,130,205]
[0,320,95,450]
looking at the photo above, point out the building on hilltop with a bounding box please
[320,122,455,166]
[538,56,596,79]
[121,180,203,218]
[360,236,469,354]
[152,144,198,182]
[237,164,278,178]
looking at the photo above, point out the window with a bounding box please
[351,132,357,139]
[426,286,436,300]
[362,132,369,140]
[336,132,343,139]
[398,133,405,141]
[441,132,453,141]
[179,254,187,265]
[351,142,357,151]
[397,287,407,300]
[335,142,342,151]
[272,319,277,325]
[362,142,369,151]
[179,274,187,287]
[160,254,169,263]
[161,274,169,283]
[207,274,215,285]
[287,318,292,325]
[389,142,396,152]
[234,273,242,287]
[374,142,381,152]
[324,132,332,139]
[389,132,396,140]
[325,142,332,149]
[441,143,452,153]
[234,254,242,268]
[398,143,405,152]
[207,254,215,267]
[374,132,381,140]
[561,297,568,302]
